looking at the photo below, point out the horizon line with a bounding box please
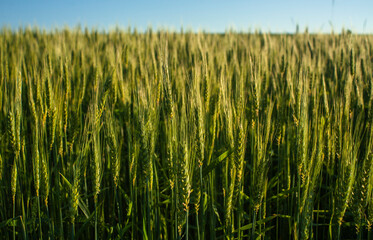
[0,24,368,35]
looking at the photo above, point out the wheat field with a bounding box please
[0,28,373,239]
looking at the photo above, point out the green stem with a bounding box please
[115,187,120,223]
[45,201,51,238]
[13,199,15,240]
[368,227,371,240]
[95,199,98,240]
[198,166,203,240]
[146,181,151,240]
[237,181,243,239]
[196,212,200,240]
[38,196,43,239]
[72,220,75,240]
[252,209,257,240]
[186,209,189,240]
[297,171,301,239]
[173,187,177,240]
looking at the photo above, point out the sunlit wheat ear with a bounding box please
[234,122,245,201]
[93,132,102,203]
[8,111,17,153]
[105,112,120,187]
[11,160,17,204]
[195,102,204,167]
[139,115,151,187]
[129,144,138,188]
[193,100,204,216]
[33,143,40,197]
[163,65,173,119]
[367,178,373,230]
[28,83,38,123]
[96,92,108,129]
[63,87,69,134]
[111,134,120,188]
[166,127,174,189]
[41,151,49,205]
[71,161,80,222]
[14,108,21,156]
[203,62,210,113]
[177,141,191,236]
[334,122,360,228]
[14,71,22,155]
[46,77,57,150]
[225,167,235,233]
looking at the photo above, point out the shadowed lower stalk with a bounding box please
[252,209,257,240]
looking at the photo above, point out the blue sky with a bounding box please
[0,0,372,33]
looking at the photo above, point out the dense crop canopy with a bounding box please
[0,28,373,239]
